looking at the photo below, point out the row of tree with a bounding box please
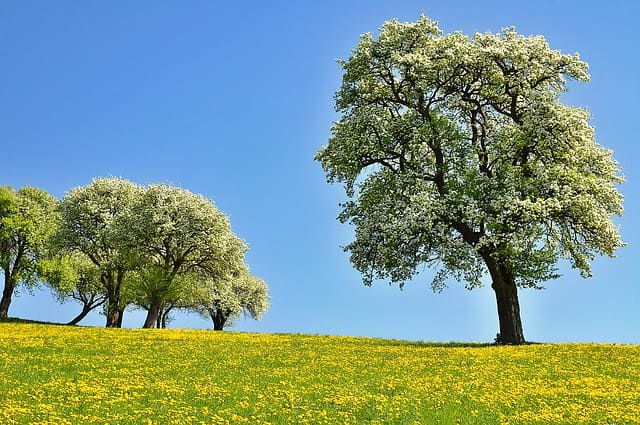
[0,178,269,330]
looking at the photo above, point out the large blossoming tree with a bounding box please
[316,16,624,344]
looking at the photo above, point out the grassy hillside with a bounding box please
[0,322,638,424]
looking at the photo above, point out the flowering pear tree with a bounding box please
[122,184,247,328]
[56,177,143,327]
[187,266,270,331]
[316,16,624,344]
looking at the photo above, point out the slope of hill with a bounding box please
[0,322,638,424]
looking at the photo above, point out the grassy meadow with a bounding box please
[0,322,638,424]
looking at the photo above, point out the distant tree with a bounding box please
[188,267,269,330]
[122,184,247,328]
[0,186,58,318]
[316,16,624,344]
[56,178,143,327]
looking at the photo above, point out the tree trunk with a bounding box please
[103,271,120,327]
[104,304,125,327]
[67,296,106,326]
[116,308,125,327]
[0,274,15,319]
[483,254,525,344]
[159,306,173,329]
[210,309,227,331]
[103,269,128,328]
[143,299,162,328]
[492,280,525,344]
[67,304,93,326]
[105,302,121,328]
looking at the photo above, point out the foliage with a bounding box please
[40,254,93,299]
[1,322,638,424]
[56,178,143,273]
[316,16,623,290]
[0,186,58,317]
[1,178,263,328]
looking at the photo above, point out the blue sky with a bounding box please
[2,1,638,343]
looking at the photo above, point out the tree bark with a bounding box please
[104,303,124,327]
[103,271,120,327]
[0,274,15,319]
[116,308,125,327]
[483,253,525,344]
[104,270,126,328]
[209,309,227,331]
[492,280,525,344]
[105,302,121,328]
[143,299,162,328]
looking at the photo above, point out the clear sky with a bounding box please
[2,1,638,343]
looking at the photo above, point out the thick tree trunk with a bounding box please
[105,303,121,328]
[492,280,525,344]
[209,309,227,331]
[103,271,120,327]
[213,318,225,331]
[104,304,125,327]
[483,254,525,344]
[103,270,126,328]
[0,278,14,319]
[143,299,162,329]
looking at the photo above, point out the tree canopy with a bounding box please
[316,16,624,344]
[0,186,58,318]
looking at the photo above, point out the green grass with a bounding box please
[0,322,638,424]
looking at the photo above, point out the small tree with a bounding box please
[0,186,58,318]
[126,268,198,328]
[41,253,106,325]
[188,267,269,331]
[316,16,624,344]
